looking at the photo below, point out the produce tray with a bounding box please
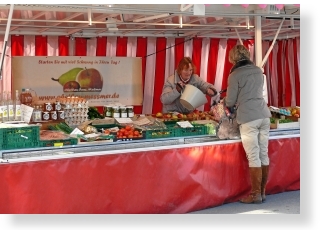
[0,125,40,150]
[39,137,78,147]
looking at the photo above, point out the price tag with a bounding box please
[177,121,193,128]
[20,104,34,123]
[115,118,133,124]
[132,117,151,126]
[70,128,84,135]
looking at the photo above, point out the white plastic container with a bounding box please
[180,84,207,110]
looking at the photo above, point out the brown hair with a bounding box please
[228,45,250,65]
[176,57,196,75]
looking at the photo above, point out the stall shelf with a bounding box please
[0,129,299,214]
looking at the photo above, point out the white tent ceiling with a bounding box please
[0,4,300,40]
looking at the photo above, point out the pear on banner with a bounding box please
[51,67,83,86]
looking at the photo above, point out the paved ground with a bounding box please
[189,190,300,214]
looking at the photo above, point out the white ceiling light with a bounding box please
[179,14,183,28]
[133,13,171,22]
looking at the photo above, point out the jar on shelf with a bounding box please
[120,106,127,118]
[42,111,50,121]
[54,101,62,111]
[127,106,134,118]
[44,102,53,112]
[57,110,65,120]
[112,106,120,118]
[50,111,58,121]
[104,105,113,117]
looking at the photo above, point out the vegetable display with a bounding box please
[88,107,104,119]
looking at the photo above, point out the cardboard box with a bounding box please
[270,118,300,129]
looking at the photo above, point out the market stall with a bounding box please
[0,4,300,214]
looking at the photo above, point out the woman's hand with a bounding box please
[207,87,217,96]
[176,81,186,93]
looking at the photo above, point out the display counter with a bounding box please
[0,129,300,214]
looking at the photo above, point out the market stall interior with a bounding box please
[0,4,300,214]
[0,4,300,39]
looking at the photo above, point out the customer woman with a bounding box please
[160,57,217,114]
[224,45,271,204]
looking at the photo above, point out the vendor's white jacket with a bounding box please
[160,71,215,114]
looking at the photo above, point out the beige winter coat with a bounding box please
[160,71,215,113]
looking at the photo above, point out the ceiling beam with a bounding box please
[37,12,84,33]
[10,11,47,31]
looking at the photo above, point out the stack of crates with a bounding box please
[0,125,40,150]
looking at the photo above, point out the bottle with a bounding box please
[7,92,15,121]
[2,92,8,122]
[14,90,22,121]
[32,105,42,122]
[20,88,33,106]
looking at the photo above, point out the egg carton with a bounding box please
[269,106,291,116]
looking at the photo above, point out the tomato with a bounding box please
[134,130,140,136]
[125,125,132,131]
[120,128,126,133]
[128,135,133,138]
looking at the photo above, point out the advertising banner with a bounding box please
[11,56,143,106]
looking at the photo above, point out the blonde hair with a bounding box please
[229,45,250,65]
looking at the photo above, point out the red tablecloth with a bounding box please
[0,137,300,213]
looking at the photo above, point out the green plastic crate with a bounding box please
[174,125,207,137]
[39,137,78,147]
[143,127,175,139]
[0,125,40,150]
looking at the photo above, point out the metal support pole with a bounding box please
[0,4,14,80]
[254,15,262,67]
[234,28,243,45]
[261,18,285,68]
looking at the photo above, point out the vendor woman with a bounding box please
[160,57,217,114]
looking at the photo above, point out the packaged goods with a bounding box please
[20,88,33,106]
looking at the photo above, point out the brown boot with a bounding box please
[261,165,269,203]
[240,167,262,204]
